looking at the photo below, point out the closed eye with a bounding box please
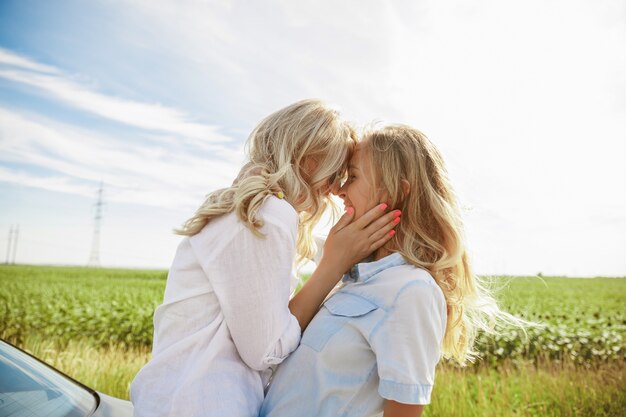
[341,175,356,187]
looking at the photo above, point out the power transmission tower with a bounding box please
[5,225,13,264]
[11,225,18,264]
[88,183,104,267]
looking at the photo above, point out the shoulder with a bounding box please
[370,266,447,342]
[187,196,298,264]
[259,195,298,221]
[380,265,446,313]
[257,196,299,242]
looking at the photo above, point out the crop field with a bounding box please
[1,265,166,347]
[1,264,625,417]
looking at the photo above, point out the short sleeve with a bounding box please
[369,281,446,405]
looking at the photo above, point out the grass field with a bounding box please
[1,264,625,416]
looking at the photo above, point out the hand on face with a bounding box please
[319,145,401,274]
[320,203,401,275]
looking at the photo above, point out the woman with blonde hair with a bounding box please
[130,99,400,417]
[260,124,524,417]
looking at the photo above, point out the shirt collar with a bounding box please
[342,252,407,283]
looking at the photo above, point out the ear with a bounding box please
[400,179,411,198]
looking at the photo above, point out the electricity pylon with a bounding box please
[88,183,104,267]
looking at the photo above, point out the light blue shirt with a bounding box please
[260,252,447,417]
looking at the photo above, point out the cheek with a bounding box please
[351,190,378,219]
[357,185,377,206]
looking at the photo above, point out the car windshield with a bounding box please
[0,341,97,417]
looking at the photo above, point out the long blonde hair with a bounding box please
[177,99,356,262]
[361,124,524,365]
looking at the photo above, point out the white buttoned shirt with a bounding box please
[130,196,302,417]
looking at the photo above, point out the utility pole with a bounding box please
[88,183,104,267]
[5,225,13,264]
[11,225,18,264]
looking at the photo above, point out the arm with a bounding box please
[384,400,424,417]
[289,204,400,331]
[198,218,301,371]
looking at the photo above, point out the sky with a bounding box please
[0,0,625,276]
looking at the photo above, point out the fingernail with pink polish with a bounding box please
[346,207,354,215]
[379,203,388,211]
[393,217,401,223]
[394,210,402,217]
[389,230,396,237]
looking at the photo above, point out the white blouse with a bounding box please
[130,196,302,417]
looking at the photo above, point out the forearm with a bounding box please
[383,400,424,417]
[288,259,343,331]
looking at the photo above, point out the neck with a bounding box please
[373,243,395,261]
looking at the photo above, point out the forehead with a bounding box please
[349,145,373,178]
[349,143,367,165]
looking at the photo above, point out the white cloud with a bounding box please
[0,107,242,210]
[0,166,94,197]
[0,51,231,143]
[0,47,60,74]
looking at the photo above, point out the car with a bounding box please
[0,339,133,417]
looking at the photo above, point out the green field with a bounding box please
[1,265,625,417]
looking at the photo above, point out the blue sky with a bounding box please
[1,0,625,275]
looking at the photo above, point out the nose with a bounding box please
[333,182,347,200]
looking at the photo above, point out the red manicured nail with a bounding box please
[346,207,354,215]
[393,217,401,223]
[394,210,402,216]
[389,230,396,237]
[379,203,388,211]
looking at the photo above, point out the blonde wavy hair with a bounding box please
[360,124,525,365]
[177,99,356,263]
